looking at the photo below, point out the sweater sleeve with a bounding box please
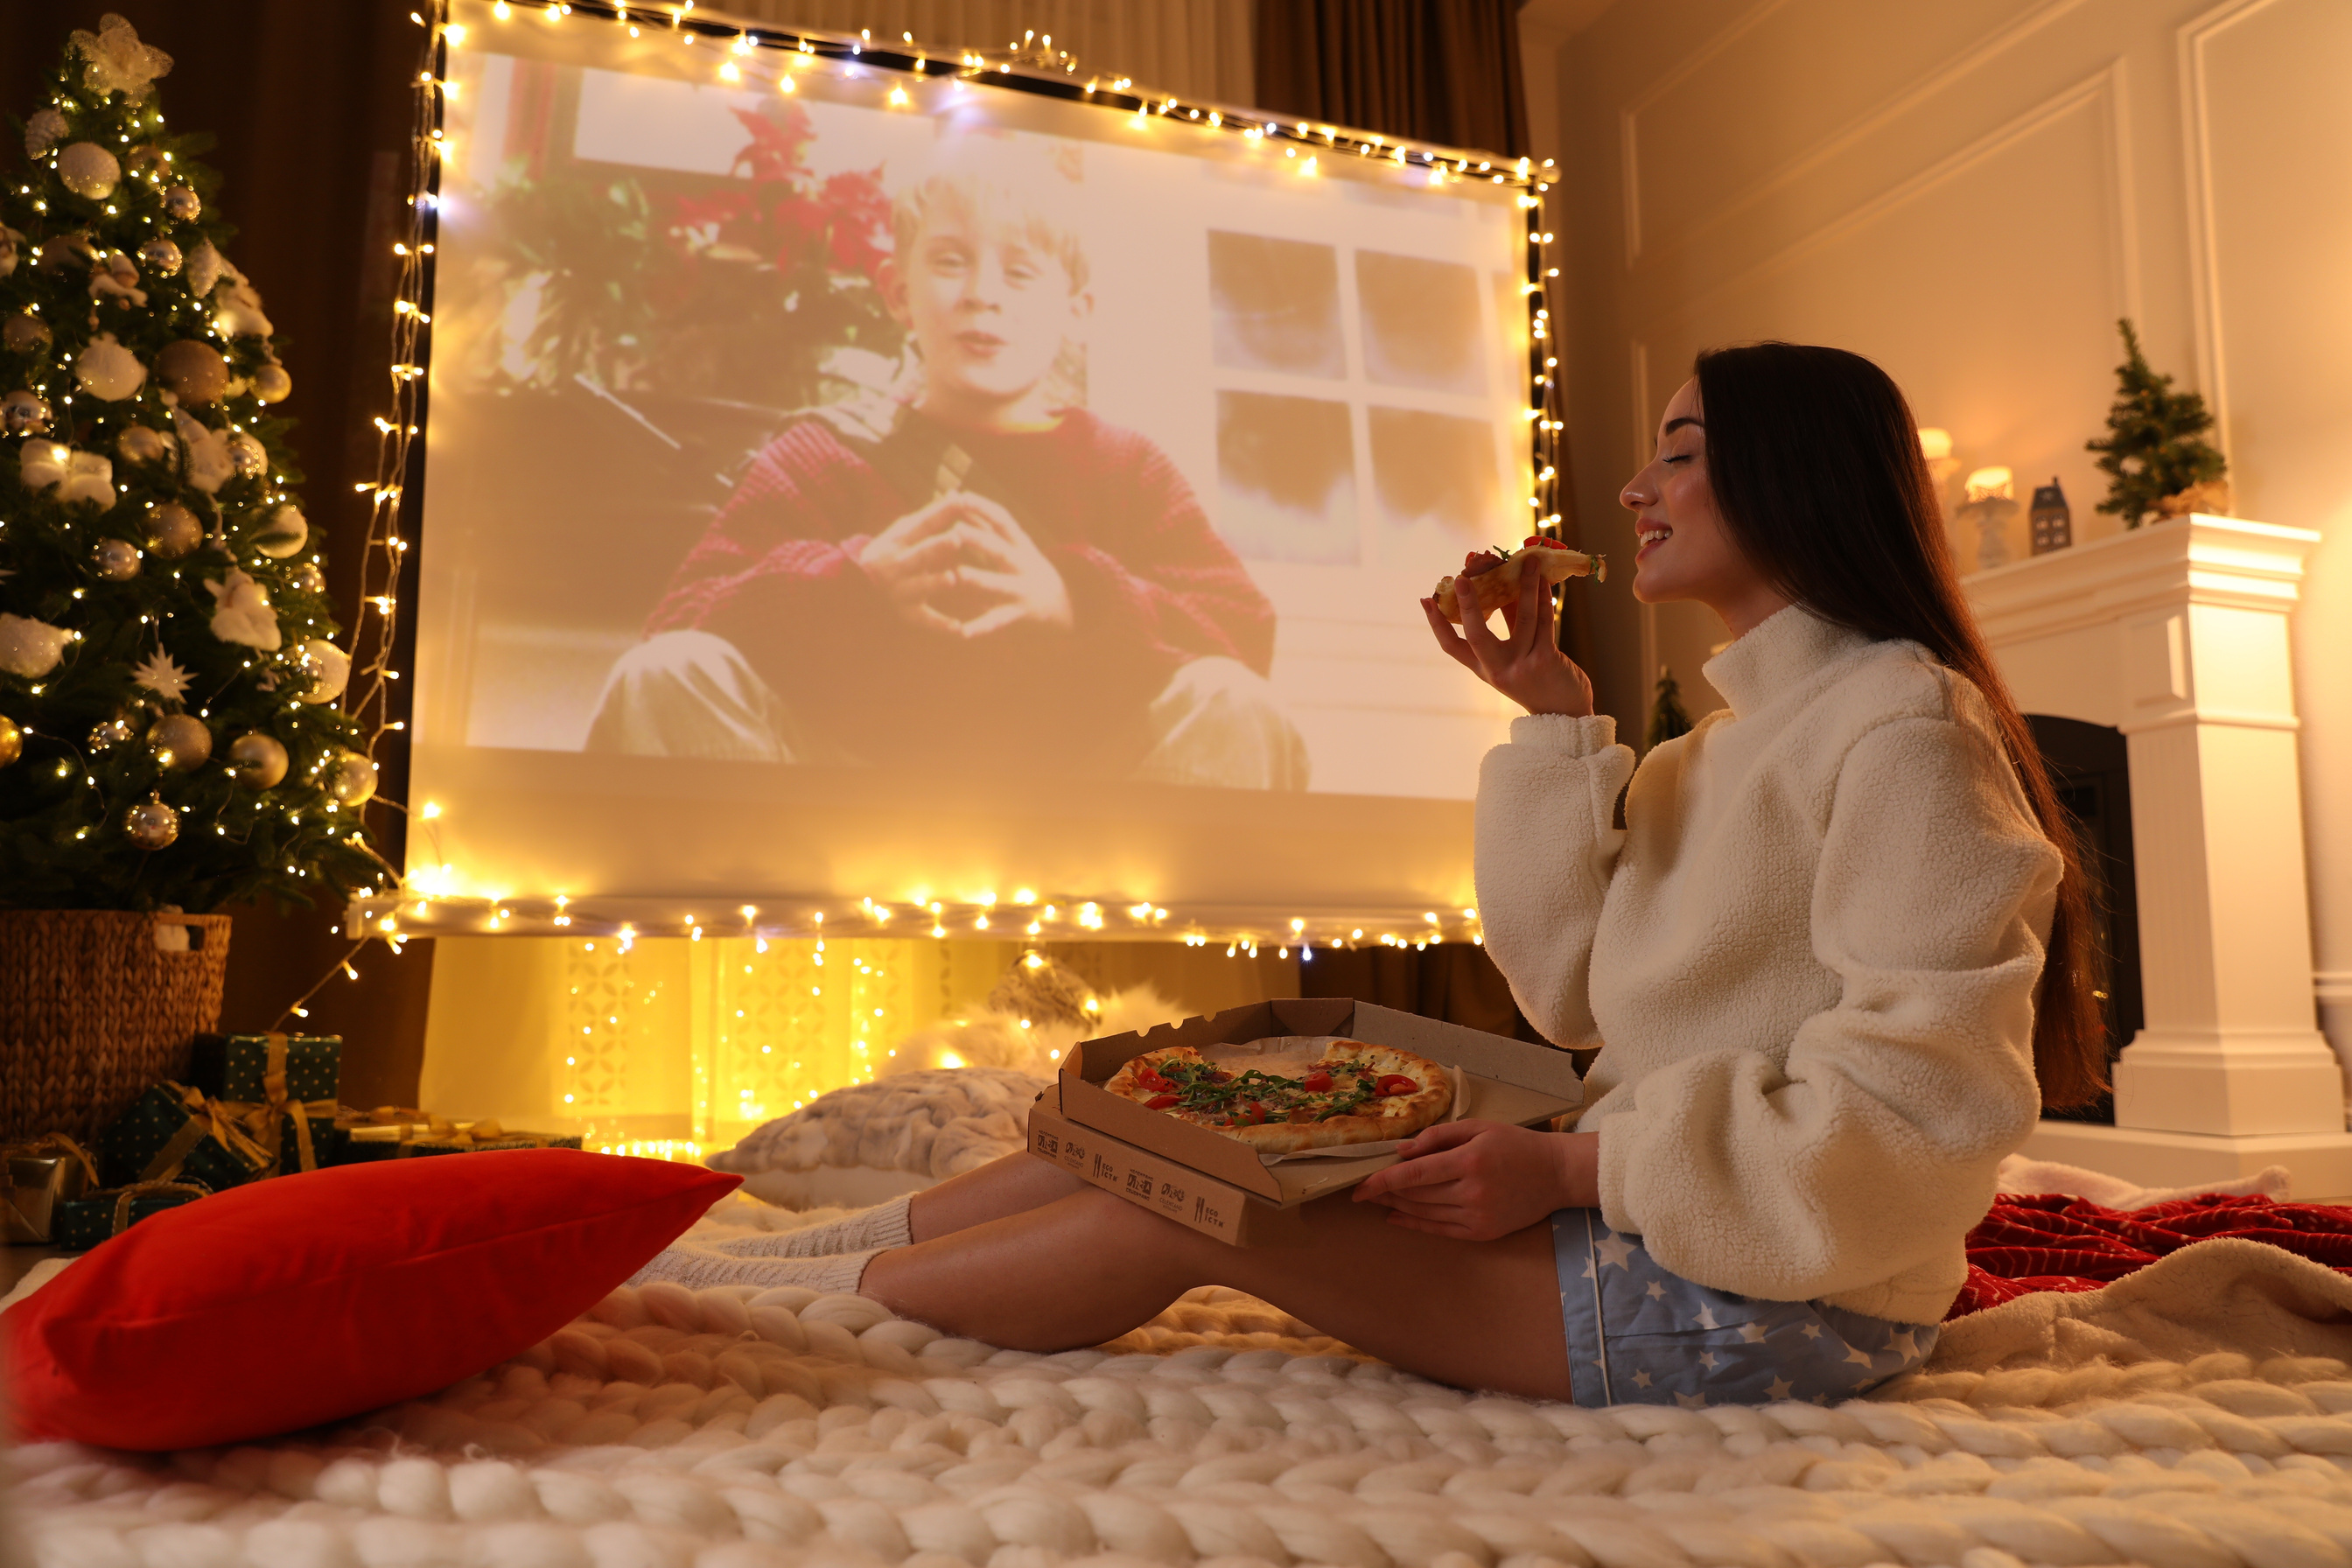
[1593,714,2058,1308]
[1473,712,1637,1046]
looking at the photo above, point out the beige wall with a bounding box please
[1536,0,2352,1058]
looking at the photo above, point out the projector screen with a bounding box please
[402,3,1545,936]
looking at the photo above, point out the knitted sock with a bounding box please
[629,1244,880,1294]
[708,1194,914,1259]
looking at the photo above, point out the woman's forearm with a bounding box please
[1554,1130,1601,1211]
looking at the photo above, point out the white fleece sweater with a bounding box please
[1477,605,2059,1323]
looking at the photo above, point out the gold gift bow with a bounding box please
[218,1096,343,1175]
[105,1179,210,1237]
[136,1082,276,1183]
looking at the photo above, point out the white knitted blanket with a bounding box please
[19,1190,2352,1568]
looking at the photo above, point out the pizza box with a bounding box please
[1028,1083,1318,1246]
[1051,998,1583,1208]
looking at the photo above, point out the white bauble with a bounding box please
[56,142,122,200]
[74,332,145,401]
[117,424,173,465]
[226,430,266,479]
[0,612,73,678]
[251,361,291,403]
[328,752,377,806]
[255,504,307,559]
[298,638,350,704]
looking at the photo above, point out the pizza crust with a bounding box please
[1433,541,1603,625]
[1101,1039,1455,1155]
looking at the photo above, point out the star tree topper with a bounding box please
[71,14,174,102]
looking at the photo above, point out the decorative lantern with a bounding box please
[2030,477,2072,555]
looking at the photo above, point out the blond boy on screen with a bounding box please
[588,134,1305,787]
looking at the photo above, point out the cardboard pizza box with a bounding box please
[1027,1084,1316,1246]
[1047,998,1583,1218]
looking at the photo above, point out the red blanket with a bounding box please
[1951,1192,2352,1319]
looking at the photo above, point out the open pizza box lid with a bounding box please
[1058,998,1582,1202]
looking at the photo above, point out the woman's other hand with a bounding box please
[1352,1122,1600,1241]
[1421,556,1595,718]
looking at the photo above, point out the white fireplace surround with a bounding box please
[1963,514,2352,1195]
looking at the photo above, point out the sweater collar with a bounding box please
[1701,604,1876,718]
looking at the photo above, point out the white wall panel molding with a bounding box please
[1615,0,1792,267]
[1625,0,2086,270]
[2176,0,2282,470]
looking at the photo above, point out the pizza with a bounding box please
[1102,1040,1454,1155]
[1433,536,1605,625]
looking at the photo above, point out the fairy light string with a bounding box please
[341,0,1546,966]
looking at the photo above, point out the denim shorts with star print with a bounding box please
[1551,1208,1940,1408]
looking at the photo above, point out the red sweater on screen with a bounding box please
[645,404,1273,770]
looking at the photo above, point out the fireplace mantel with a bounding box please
[1964,514,2351,1194]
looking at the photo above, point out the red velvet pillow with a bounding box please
[4,1149,738,1451]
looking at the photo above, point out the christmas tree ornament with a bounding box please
[2029,479,2073,556]
[136,236,182,276]
[74,332,145,400]
[88,714,136,752]
[155,339,226,403]
[185,239,221,296]
[93,537,142,581]
[288,561,326,597]
[3,388,49,435]
[88,250,144,304]
[145,500,202,558]
[56,143,122,201]
[328,751,378,807]
[0,713,21,769]
[131,648,192,703]
[58,451,116,508]
[70,15,175,102]
[123,797,179,851]
[3,312,52,354]
[298,638,350,704]
[226,732,289,788]
[172,408,232,492]
[205,568,281,650]
[251,361,291,403]
[226,430,266,478]
[213,269,273,337]
[117,423,172,464]
[18,439,71,492]
[149,712,211,771]
[164,185,200,221]
[0,224,20,279]
[255,505,308,559]
[0,613,74,678]
[24,108,66,159]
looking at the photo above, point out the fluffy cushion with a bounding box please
[710,1066,1046,1187]
[3,1149,737,1451]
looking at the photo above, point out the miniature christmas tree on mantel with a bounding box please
[2086,318,2230,528]
[0,14,386,911]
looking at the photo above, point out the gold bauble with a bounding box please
[226,732,289,788]
[328,751,378,807]
[150,713,211,772]
[123,797,179,850]
[0,713,21,768]
[156,339,228,404]
[2,388,49,435]
[251,362,292,403]
[2,313,52,354]
[136,236,182,276]
[146,501,203,559]
[94,537,142,581]
[164,185,200,220]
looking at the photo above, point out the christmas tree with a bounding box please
[0,16,385,912]
[1645,665,1692,750]
[2086,318,2229,528]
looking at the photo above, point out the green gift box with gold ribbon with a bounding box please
[94,1082,276,1192]
[189,1032,341,1106]
[51,1179,212,1252]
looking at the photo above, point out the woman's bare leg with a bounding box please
[864,1186,1571,1401]
[907,1151,1086,1241]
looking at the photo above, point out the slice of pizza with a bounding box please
[1433,536,1606,625]
[1102,1040,1453,1156]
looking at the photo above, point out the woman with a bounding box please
[648,343,2102,1408]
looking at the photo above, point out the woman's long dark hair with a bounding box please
[1692,341,2105,1110]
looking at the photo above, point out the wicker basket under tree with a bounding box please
[0,22,392,1143]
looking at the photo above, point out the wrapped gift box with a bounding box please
[189,1032,341,1106]
[95,1083,275,1192]
[51,1179,211,1252]
[4,1134,99,1243]
[342,1114,583,1159]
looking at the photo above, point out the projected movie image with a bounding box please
[421,24,1530,808]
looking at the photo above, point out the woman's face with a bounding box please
[1620,378,1788,635]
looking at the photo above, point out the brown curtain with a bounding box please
[1252,0,1530,158]
[0,4,434,1108]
